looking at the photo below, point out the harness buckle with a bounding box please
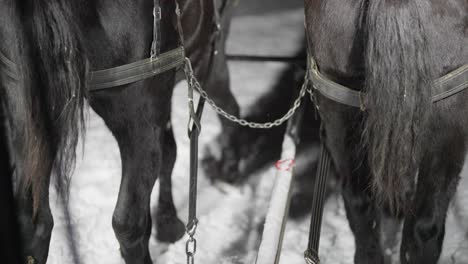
[153,6,161,20]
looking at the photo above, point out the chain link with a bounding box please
[183,58,311,129]
[185,237,197,264]
[185,219,198,264]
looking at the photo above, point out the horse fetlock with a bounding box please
[401,222,443,264]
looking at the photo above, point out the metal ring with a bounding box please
[185,238,197,255]
[186,218,198,237]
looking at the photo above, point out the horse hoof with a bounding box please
[202,147,240,184]
[156,216,185,243]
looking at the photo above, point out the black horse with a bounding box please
[305,0,467,263]
[0,0,240,263]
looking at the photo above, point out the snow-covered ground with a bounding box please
[47,4,468,264]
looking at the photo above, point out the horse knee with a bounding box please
[112,210,148,245]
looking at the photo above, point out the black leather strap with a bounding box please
[88,46,185,91]
[1,46,185,91]
[309,56,362,108]
[432,64,468,103]
[309,55,468,109]
[304,143,332,264]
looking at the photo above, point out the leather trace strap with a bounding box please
[309,55,468,110]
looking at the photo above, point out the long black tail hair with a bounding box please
[363,0,433,210]
[18,0,87,214]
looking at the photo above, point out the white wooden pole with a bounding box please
[255,133,297,264]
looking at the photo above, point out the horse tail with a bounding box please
[19,0,87,213]
[363,0,433,211]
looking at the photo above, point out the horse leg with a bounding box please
[155,122,185,242]
[13,128,54,263]
[115,128,161,263]
[201,53,242,183]
[16,174,54,264]
[90,84,173,263]
[400,138,464,264]
[111,124,165,264]
[318,103,384,264]
[342,164,385,264]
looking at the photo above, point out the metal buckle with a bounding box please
[153,6,161,20]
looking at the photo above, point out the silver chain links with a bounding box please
[185,218,198,264]
[183,58,312,129]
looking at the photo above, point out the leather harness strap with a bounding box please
[309,57,362,108]
[2,40,466,104]
[432,64,468,103]
[309,55,468,109]
[88,46,185,91]
[0,45,185,93]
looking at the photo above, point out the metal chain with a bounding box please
[183,58,311,129]
[185,219,198,264]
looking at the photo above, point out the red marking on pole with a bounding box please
[275,159,295,172]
